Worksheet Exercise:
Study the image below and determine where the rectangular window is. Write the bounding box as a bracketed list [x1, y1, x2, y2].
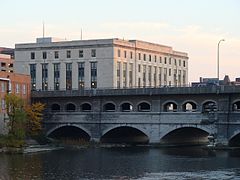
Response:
[66, 63, 72, 90]
[79, 50, 84, 58]
[159, 56, 162, 63]
[143, 65, 146, 87]
[42, 63, 48, 90]
[1, 82, 5, 92]
[91, 49, 96, 58]
[43, 52, 47, 59]
[124, 51, 127, 58]
[67, 50, 71, 58]
[174, 58, 177, 65]
[54, 63, 60, 90]
[130, 52, 133, 59]
[169, 69, 171, 76]
[30, 52, 35, 59]
[16, 83, 20, 93]
[123, 62, 127, 88]
[54, 51, 59, 59]
[138, 64, 141, 72]
[149, 55, 151, 62]
[148, 66, 152, 86]
[22, 84, 26, 95]
[143, 54, 146, 61]
[164, 57, 167, 64]
[1, 99, 5, 110]
[164, 68, 167, 84]
[178, 70, 182, 86]
[90, 62, 97, 88]
[129, 63, 133, 88]
[159, 67, 162, 86]
[118, 49, 121, 57]
[154, 66, 157, 87]
[174, 69, 177, 86]
[30, 64, 36, 90]
[138, 53, 141, 60]
[183, 70, 186, 85]
[169, 57, 171, 64]
[154, 55, 157, 62]
[78, 62, 85, 89]
[179, 59, 182, 66]
[138, 77, 141, 87]
[117, 62, 121, 88]
[183, 60, 186, 67]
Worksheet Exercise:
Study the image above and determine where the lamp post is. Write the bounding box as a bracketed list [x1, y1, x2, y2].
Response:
[217, 39, 225, 81]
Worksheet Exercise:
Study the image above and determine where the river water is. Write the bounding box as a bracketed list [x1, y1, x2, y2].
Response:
[1, 146, 240, 179]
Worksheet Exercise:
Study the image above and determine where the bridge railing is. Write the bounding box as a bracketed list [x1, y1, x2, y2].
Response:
[31, 85, 240, 98]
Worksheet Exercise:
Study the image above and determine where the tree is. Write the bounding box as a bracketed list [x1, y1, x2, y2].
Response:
[25, 102, 45, 137]
[5, 94, 26, 139]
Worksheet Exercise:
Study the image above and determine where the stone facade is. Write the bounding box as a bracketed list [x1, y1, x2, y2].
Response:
[15, 38, 188, 90]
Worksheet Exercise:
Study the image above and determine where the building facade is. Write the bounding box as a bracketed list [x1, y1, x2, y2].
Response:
[15, 38, 188, 90]
[0, 53, 31, 134]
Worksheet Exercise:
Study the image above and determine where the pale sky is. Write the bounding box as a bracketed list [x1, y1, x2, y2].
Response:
[1, 0, 239, 82]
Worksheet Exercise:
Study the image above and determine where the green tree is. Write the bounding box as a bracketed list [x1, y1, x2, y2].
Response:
[5, 94, 26, 140]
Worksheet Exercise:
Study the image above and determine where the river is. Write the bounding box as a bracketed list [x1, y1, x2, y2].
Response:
[1, 146, 240, 179]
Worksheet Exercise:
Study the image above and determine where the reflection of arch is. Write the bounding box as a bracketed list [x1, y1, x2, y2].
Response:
[120, 102, 133, 112]
[229, 131, 240, 147]
[137, 101, 151, 112]
[232, 100, 240, 111]
[103, 102, 116, 112]
[160, 127, 209, 145]
[182, 100, 197, 112]
[101, 126, 149, 144]
[81, 103, 92, 111]
[163, 101, 178, 112]
[47, 125, 91, 141]
[65, 103, 76, 112]
[51, 103, 61, 112]
[202, 100, 217, 113]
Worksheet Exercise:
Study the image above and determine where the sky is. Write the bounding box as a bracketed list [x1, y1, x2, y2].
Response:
[0, 0, 239, 82]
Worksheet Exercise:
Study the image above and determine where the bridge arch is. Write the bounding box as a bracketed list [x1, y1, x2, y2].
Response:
[51, 103, 61, 112]
[65, 102, 77, 112]
[162, 100, 178, 112]
[137, 101, 151, 112]
[120, 101, 133, 112]
[47, 124, 91, 141]
[101, 125, 149, 144]
[181, 100, 198, 112]
[201, 100, 218, 113]
[229, 131, 240, 147]
[160, 126, 211, 145]
[80, 102, 92, 111]
[232, 99, 240, 111]
[103, 101, 116, 112]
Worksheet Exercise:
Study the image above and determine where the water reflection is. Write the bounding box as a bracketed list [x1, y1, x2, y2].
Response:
[0, 147, 240, 179]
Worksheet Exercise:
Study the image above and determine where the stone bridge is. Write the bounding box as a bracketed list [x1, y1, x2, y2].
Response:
[31, 86, 240, 146]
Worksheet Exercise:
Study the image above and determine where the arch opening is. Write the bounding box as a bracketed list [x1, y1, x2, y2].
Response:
[51, 103, 60, 112]
[202, 101, 217, 113]
[160, 127, 209, 146]
[138, 102, 151, 112]
[163, 102, 177, 112]
[48, 126, 90, 142]
[229, 133, 240, 147]
[81, 103, 92, 111]
[65, 103, 76, 112]
[104, 103, 116, 112]
[101, 126, 149, 144]
[121, 103, 133, 112]
[182, 102, 197, 112]
[232, 101, 240, 111]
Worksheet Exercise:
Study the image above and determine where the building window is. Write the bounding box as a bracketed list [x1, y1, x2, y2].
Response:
[91, 49, 96, 58]
[159, 67, 162, 86]
[149, 55, 151, 62]
[183, 60, 186, 67]
[129, 63, 133, 88]
[169, 69, 171, 76]
[179, 59, 182, 66]
[30, 64, 36, 90]
[42, 63, 48, 90]
[138, 64, 141, 72]
[22, 84, 26, 95]
[16, 83, 20, 93]
[164, 57, 167, 64]
[123, 62, 127, 88]
[130, 52, 133, 59]
[30, 52, 35, 59]
[124, 51, 127, 58]
[117, 62, 121, 88]
[54, 51, 59, 59]
[1, 82, 5, 92]
[154, 66, 157, 87]
[178, 70, 182, 86]
[164, 68, 167, 85]
[67, 50, 71, 58]
[138, 53, 141, 60]
[143, 54, 146, 61]
[79, 50, 84, 58]
[138, 77, 141, 87]
[174, 58, 177, 65]
[154, 55, 157, 62]
[43, 52, 47, 59]
[118, 49, 121, 57]
[91, 62, 97, 88]
[54, 63, 60, 90]
[1, 99, 5, 110]
[66, 63, 72, 90]
[169, 57, 171, 64]
[78, 62, 85, 89]
[183, 70, 186, 85]
[159, 56, 162, 63]
[148, 66, 152, 87]
[143, 65, 146, 87]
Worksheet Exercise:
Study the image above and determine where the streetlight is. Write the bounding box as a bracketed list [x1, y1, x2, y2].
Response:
[217, 39, 225, 81]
